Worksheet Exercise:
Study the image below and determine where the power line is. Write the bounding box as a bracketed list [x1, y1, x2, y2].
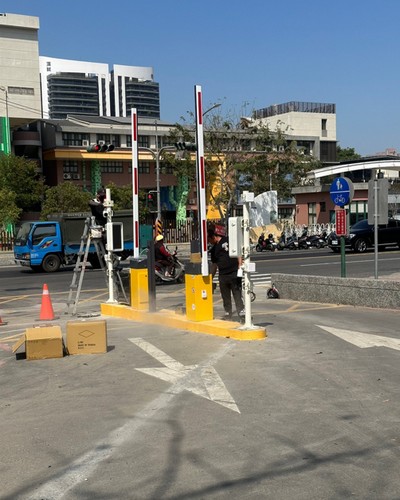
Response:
[0, 96, 48, 118]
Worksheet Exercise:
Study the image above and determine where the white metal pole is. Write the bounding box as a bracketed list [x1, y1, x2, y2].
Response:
[374, 177, 378, 279]
[194, 85, 209, 276]
[242, 192, 253, 328]
[131, 108, 140, 259]
[105, 188, 117, 303]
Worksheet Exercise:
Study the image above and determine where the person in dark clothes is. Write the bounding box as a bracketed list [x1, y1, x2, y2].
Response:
[207, 226, 244, 321]
[89, 188, 107, 226]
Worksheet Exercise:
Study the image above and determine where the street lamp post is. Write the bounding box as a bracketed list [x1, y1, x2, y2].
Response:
[202, 103, 221, 118]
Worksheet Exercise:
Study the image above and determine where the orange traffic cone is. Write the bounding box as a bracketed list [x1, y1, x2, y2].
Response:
[0, 315, 7, 326]
[39, 284, 56, 321]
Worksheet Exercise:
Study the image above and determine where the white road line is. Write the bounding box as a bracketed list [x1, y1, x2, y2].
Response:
[30, 341, 235, 500]
[130, 338, 240, 413]
[317, 325, 400, 351]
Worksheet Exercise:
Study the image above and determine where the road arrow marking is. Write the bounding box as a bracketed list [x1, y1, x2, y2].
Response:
[317, 325, 400, 351]
[129, 337, 240, 413]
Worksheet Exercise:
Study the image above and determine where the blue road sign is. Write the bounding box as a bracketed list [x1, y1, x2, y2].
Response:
[330, 177, 354, 207]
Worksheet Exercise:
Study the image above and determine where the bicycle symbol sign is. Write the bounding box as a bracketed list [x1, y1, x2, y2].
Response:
[329, 177, 354, 207]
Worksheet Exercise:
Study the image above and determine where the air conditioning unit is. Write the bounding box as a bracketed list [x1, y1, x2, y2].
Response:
[63, 173, 72, 180]
[82, 139, 89, 147]
[98, 140, 105, 146]
[73, 174, 80, 180]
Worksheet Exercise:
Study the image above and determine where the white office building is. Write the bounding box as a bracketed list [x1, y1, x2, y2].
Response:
[0, 13, 41, 124]
[40, 57, 160, 120]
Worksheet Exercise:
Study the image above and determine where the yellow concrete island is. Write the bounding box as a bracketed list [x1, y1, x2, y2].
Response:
[101, 271, 266, 341]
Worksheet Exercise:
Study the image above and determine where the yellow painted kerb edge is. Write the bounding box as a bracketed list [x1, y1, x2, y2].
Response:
[100, 303, 267, 341]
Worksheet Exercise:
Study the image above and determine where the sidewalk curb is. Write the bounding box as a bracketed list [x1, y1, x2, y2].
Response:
[100, 303, 267, 341]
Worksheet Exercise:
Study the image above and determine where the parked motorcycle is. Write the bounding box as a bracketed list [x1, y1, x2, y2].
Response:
[154, 248, 185, 284]
[284, 232, 299, 250]
[307, 233, 326, 249]
[297, 228, 312, 249]
[256, 233, 277, 252]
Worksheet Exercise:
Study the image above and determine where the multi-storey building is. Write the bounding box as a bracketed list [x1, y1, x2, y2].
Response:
[253, 101, 337, 164]
[39, 57, 160, 120]
[0, 13, 41, 154]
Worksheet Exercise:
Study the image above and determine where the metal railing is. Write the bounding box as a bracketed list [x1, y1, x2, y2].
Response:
[0, 230, 14, 251]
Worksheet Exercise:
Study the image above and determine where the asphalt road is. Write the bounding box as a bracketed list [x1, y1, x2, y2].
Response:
[0, 253, 400, 499]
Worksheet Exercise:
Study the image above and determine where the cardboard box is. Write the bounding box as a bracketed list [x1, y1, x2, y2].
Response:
[12, 326, 63, 360]
[66, 320, 107, 355]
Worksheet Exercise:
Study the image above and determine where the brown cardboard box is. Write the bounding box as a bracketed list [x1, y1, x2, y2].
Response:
[12, 326, 63, 360]
[66, 320, 107, 355]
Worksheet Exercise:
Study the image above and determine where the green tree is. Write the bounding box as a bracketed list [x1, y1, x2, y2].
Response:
[203, 115, 320, 220]
[337, 146, 361, 162]
[0, 154, 45, 211]
[105, 182, 149, 222]
[40, 182, 91, 219]
[0, 188, 21, 228]
[163, 124, 197, 224]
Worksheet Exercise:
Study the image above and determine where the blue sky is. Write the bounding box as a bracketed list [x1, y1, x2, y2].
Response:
[3, 0, 399, 155]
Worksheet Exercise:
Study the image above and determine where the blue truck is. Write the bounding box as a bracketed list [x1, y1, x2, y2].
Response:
[13, 211, 151, 272]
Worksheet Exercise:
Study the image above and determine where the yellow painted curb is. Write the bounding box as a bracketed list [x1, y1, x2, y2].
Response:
[100, 303, 267, 341]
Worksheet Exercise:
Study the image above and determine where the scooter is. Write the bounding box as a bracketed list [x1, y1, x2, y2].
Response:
[284, 232, 299, 250]
[307, 233, 326, 249]
[256, 233, 277, 252]
[155, 248, 185, 284]
[297, 229, 312, 249]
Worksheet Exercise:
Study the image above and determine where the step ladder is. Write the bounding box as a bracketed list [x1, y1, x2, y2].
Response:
[66, 217, 128, 316]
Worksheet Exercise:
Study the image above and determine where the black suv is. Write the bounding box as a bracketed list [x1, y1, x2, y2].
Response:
[328, 218, 400, 253]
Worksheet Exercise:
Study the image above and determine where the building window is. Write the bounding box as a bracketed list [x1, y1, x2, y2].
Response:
[138, 135, 150, 148]
[8, 86, 34, 95]
[62, 133, 90, 146]
[278, 207, 293, 219]
[308, 202, 317, 225]
[320, 201, 326, 212]
[350, 200, 367, 225]
[63, 161, 79, 173]
[138, 161, 151, 174]
[100, 162, 123, 173]
[96, 134, 111, 143]
[126, 135, 132, 148]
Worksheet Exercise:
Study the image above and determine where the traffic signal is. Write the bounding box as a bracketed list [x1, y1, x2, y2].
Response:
[175, 142, 197, 151]
[87, 143, 115, 153]
[146, 190, 158, 212]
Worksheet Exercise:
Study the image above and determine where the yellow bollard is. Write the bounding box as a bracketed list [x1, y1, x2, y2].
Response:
[185, 273, 213, 322]
[130, 268, 149, 311]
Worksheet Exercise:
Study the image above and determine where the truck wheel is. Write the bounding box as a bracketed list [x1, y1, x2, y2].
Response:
[354, 239, 368, 253]
[42, 254, 61, 272]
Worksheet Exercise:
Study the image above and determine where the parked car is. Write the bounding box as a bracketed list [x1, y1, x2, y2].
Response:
[328, 218, 400, 253]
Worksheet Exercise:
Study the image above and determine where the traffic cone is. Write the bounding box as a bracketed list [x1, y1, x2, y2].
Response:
[0, 315, 7, 326]
[39, 284, 56, 321]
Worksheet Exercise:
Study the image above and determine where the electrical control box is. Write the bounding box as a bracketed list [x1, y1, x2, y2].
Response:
[228, 217, 243, 257]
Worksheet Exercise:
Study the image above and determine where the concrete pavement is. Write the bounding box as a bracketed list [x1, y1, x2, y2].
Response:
[1, 288, 400, 499]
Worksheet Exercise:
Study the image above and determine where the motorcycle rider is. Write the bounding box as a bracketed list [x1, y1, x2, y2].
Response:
[154, 234, 174, 277]
[258, 232, 266, 248]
